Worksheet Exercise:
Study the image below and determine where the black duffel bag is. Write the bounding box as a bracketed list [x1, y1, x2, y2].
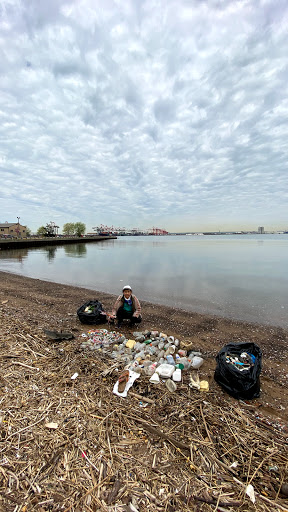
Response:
[214, 342, 262, 400]
[77, 300, 107, 325]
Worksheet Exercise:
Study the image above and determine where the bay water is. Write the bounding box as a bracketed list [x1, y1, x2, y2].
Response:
[0, 234, 287, 327]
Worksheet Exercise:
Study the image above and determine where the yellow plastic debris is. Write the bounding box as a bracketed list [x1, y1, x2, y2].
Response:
[126, 339, 136, 349]
[199, 380, 209, 392]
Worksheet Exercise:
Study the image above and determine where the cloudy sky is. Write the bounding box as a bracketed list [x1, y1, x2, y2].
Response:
[1, 0, 288, 233]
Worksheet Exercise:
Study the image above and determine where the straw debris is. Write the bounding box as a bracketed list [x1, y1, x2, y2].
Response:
[0, 310, 287, 512]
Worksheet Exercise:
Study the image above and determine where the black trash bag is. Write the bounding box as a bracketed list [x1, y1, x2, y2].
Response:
[77, 300, 107, 325]
[214, 342, 262, 400]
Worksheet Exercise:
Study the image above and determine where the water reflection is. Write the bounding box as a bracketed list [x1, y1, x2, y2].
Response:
[0, 248, 28, 263]
[45, 247, 57, 261]
[64, 243, 87, 257]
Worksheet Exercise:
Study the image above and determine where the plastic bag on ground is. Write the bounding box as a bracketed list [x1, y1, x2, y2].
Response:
[214, 342, 262, 400]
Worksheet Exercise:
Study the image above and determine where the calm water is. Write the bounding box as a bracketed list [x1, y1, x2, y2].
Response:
[0, 235, 287, 327]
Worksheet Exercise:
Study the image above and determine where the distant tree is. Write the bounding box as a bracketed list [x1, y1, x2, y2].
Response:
[26, 227, 32, 236]
[63, 223, 75, 236]
[37, 226, 47, 236]
[74, 222, 86, 237]
[36, 223, 57, 237]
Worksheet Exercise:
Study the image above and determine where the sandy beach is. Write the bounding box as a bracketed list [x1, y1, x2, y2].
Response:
[0, 271, 287, 511]
[1, 271, 287, 421]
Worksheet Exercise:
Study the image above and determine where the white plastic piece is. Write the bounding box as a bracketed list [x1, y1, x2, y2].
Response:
[246, 484, 256, 503]
[172, 369, 182, 382]
[189, 373, 200, 390]
[149, 372, 160, 383]
[191, 356, 204, 369]
[156, 363, 175, 378]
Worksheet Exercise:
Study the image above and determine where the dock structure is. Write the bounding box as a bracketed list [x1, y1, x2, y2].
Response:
[0, 235, 116, 250]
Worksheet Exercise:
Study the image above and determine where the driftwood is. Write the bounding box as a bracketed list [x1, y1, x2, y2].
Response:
[0, 309, 287, 511]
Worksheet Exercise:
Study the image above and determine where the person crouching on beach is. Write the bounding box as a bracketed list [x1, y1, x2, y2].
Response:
[111, 285, 142, 328]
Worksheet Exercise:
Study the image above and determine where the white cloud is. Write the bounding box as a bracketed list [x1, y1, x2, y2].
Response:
[0, 0, 287, 232]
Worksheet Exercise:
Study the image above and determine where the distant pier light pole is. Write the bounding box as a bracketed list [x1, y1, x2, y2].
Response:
[16, 216, 20, 238]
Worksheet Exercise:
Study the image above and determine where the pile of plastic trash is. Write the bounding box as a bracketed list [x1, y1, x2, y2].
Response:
[80, 329, 205, 391]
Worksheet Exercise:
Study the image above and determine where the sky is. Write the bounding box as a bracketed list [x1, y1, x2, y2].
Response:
[1, 0, 288, 234]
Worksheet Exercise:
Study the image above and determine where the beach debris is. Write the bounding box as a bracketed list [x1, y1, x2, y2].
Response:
[0, 310, 287, 512]
[172, 368, 182, 382]
[214, 342, 262, 400]
[189, 373, 200, 390]
[165, 378, 177, 392]
[71, 372, 79, 380]
[191, 355, 204, 369]
[113, 369, 140, 397]
[199, 380, 209, 391]
[126, 339, 136, 349]
[43, 328, 74, 340]
[246, 484, 256, 503]
[156, 364, 175, 378]
[149, 372, 160, 384]
[117, 370, 130, 393]
[45, 422, 58, 429]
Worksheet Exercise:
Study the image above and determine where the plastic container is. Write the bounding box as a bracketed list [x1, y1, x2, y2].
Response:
[191, 356, 204, 369]
[149, 372, 160, 383]
[156, 364, 175, 378]
[172, 369, 182, 382]
[165, 379, 177, 392]
[167, 345, 176, 354]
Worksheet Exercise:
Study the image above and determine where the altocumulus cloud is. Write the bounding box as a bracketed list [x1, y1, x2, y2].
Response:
[0, 0, 288, 232]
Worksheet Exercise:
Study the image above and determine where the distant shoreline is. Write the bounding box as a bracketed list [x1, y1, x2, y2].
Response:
[0, 235, 116, 250]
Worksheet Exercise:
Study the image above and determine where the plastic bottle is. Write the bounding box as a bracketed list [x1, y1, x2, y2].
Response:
[191, 356, 204, 369]
[145, 362, 158, 376]
[177, 357, 191, 370]
[135, 350, 145, 360]
[172, 369, 182, 382]
[166, 345, 176, 354]
[166, 355, 175, 366]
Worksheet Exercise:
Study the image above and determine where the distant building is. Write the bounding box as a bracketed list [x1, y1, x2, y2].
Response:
[0, 222, 27, 238]
[258, 226, 264, 234]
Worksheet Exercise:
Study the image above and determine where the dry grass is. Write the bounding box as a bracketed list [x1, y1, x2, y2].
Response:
[0, 309, 287, 512]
